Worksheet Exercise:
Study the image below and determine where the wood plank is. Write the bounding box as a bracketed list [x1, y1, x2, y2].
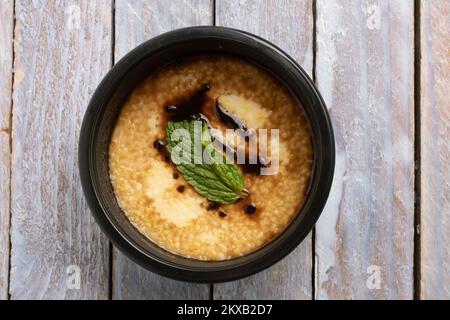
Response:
[0, 134, 10, 300]
[315, 0, 414, 299]
[112, 0, 213, 300]
[420, 0, 450, 300]
[9, 0, 112, 299]
[0, 0, 14, 300]
[214, 0, 314, 300]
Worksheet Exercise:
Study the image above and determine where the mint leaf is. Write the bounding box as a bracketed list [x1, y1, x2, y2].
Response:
[166, 119, 247, 204]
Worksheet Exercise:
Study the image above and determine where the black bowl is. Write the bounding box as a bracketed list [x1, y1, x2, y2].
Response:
[79, 26, 334, 283]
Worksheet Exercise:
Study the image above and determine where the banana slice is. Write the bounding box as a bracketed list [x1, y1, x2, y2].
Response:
[216, 95, 270, 129]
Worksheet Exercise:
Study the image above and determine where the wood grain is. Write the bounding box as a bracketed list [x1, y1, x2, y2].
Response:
[112, 0, 213, 300]
[0, 0, 14, 300]
[315, 0, 415, 299]
[214, 0, 314, 300]
[9, 0, 112, 299]
[420, 0, 450, 300]
[1, 0, 445, 300]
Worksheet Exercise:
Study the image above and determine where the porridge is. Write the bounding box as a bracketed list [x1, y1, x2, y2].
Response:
[109, 55, 313, 260]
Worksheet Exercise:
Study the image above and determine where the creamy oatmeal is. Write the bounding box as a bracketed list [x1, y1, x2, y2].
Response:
[109, 55, 313, 260]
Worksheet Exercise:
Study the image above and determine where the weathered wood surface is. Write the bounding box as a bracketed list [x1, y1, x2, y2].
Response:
[214, 0, 314, 300]
[0, 0, 14, 300]
[112, 0, 213, 300]
[420, 0, 450, 300]
[315, 0, 415, 299]
[9, 0, 112, 299]
[1, 0, 449, 300]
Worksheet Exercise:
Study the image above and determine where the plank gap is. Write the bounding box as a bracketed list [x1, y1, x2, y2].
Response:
[212, 0, 216, 26]
[413, 0, 421, 301]
[6, 0, 17, 301]
[111, 0, 116, 66]
[109, 0, 116, 301]
[311, 0, 317, 301]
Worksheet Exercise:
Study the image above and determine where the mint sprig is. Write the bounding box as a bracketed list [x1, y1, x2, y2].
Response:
[166, 120, 247, 204]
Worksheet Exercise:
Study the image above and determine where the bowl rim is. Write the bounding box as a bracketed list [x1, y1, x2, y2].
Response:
[79, 26, 335, 283]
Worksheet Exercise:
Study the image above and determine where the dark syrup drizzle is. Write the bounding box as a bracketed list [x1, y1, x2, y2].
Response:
[153, 138, 171, 163]
[207, 202, 221, 211]
[153, 139, 165, 151]
[215, 102, 247, 131]
[153, 84, 212, 162]
[164, 84, 211, 121]
[214, 99, 270, 174]
[157, 83, 267, 215]
[218, 210, 227, 218]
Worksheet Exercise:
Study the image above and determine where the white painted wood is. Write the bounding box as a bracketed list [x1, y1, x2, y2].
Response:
[420, 0, 450, 300]
[112, 0, 213, 299]
[9, 0, 112, 299]
[5, 0, 447, 300]
[113, 255, 210, 300]
[0, 134, 10, 300]
[0, 0, 14, 300]
[315, 0, 415, 299]
[114, 0, 213, 61]
[214, 0, 314, 299]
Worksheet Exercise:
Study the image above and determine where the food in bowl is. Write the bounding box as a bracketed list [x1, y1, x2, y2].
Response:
[108, 54, 313, 260]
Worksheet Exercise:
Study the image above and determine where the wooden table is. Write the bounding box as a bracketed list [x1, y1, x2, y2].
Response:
[0, 0, 448, 300]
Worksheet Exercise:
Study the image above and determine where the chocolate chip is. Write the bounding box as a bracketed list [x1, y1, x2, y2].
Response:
[173, 172, 179, 179]
[244, 203, 257, 215]
[176, 185, 185, 193]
